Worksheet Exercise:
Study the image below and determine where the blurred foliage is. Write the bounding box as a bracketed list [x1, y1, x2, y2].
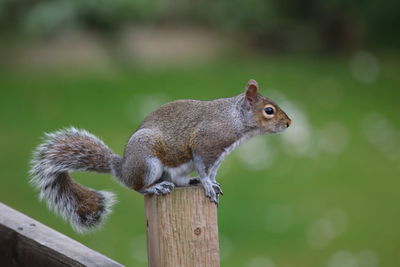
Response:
[1, 0, 399, 51]
[0, 0, 154, 36]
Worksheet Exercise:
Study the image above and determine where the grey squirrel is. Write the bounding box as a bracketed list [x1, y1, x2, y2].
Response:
[30, 79, 291, 233]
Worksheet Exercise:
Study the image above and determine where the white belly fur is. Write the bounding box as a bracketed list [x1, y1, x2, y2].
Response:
[164, 161, 195, 186]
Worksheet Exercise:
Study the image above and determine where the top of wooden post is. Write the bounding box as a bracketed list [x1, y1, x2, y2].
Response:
[144, 186, 220, 267]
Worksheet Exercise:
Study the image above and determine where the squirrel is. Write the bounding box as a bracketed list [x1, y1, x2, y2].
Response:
[30, 79, 291, 233]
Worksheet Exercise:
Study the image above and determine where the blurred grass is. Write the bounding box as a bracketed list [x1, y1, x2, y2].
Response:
[0, 56, 399, 267]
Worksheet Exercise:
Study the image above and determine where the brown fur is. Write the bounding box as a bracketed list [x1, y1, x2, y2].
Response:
[56, 173, 101, 220]
[121, 80, 291, 191]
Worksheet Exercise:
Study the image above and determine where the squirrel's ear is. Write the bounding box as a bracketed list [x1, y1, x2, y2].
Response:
[244, 79, 259, 108]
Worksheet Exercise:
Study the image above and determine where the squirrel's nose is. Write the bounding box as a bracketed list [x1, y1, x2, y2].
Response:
[286, 119, 291, 128]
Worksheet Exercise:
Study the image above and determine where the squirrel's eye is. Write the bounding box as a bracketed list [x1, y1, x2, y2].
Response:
[264, 107, 274, 115]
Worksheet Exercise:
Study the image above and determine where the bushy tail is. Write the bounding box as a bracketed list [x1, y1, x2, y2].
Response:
[30, 127, 122, 233]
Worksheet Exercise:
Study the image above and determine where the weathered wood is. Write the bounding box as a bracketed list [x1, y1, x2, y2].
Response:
[0, 202, 123, 267]
[144, 186, 220, 267]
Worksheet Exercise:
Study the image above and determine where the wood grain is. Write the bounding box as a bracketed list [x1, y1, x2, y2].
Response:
[144, 186, 220, 267]
[0, 202, 123, 267]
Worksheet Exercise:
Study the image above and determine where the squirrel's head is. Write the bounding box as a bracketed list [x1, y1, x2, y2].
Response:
[243, 79, 291, 133]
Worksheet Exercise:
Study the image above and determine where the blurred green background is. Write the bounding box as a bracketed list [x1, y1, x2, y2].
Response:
[1, 0, 399, 267]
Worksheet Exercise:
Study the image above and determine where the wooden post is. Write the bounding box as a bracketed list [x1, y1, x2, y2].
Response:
[144, 186, 220, 267]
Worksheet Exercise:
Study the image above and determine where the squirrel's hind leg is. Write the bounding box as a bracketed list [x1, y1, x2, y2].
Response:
[124, 156, 175, 195]
[131, 156, 175, 195]
[122, 129, 175, 195]
[140, 180, 175, 195]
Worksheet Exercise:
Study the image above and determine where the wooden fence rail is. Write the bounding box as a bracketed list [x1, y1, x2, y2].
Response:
[0, 202, 122, 267]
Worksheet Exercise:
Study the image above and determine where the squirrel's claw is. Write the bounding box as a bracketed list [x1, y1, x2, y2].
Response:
[212, 183, 223, 196]
[201, 180, 221, 206]
[209, 195, 219, 206]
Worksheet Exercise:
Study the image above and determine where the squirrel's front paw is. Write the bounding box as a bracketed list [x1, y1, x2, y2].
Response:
[212, 182, 223, 196]
[201, 180, 222, 206]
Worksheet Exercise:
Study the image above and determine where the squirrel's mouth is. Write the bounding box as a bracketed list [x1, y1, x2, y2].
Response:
[267, 124, 290, 134]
